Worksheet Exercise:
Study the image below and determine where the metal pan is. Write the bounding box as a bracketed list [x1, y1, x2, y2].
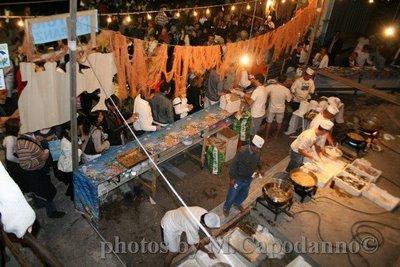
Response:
[289, 168, 318, 190]
[262, 178, 294, 207]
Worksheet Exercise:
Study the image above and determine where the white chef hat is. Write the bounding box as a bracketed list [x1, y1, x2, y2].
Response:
[318, 100, 328, 111]
[327, 105, 339, 115]
[305, 67, 315, 76]
[252, 135, 265, 148]
[320, 119, 334, 130]
[328, 96, 341, 106]
[204, 212, 221, 228]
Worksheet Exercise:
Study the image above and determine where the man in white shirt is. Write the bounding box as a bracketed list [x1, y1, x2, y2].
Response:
[286, 120, 334, 172]
[265, 75, 292, 139]
[244, 74, 268, 135]
[284, 68, 315, 136]
[291, 67, 315, 105]
[309, 104, 339, 147]
[312, 47, 329, 69]
[356, 45, 373, 67]
[132, 90, 160, 132]
[161, 206, 220, 266]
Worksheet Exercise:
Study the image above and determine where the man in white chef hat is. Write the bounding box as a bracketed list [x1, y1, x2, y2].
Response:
[161, 206, 221, 266]
[308, 104, 339, 147]
[223, 135, 265, 216]
[286, 119, 334, 172]
[327, 96, 345, 124]
[284, 67, 316, 136]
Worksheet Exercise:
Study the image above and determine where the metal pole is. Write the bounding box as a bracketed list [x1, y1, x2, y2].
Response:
[304, 0, 325, 67]
[68, 0, 79, 171]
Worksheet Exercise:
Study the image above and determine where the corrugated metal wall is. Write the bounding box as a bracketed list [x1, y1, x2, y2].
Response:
[325, 0, 374, 40]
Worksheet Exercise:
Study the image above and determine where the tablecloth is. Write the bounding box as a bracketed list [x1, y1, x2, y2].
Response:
[73, 104, 232, 223]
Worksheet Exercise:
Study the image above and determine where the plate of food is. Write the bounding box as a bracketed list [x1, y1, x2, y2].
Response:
[117, 148, 147, 169]
[325, 146, 343, 159]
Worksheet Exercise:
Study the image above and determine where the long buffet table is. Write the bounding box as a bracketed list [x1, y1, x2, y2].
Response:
[315, 66, 400, 90]
[73, 104, 233, 223]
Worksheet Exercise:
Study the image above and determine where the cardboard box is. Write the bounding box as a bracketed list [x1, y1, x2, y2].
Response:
[217, 128, 239, 162]
[220, 93, 241, 113]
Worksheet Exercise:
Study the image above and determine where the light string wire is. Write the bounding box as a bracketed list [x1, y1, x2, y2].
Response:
[74, 36, 234, 266]
[0, 0, 260, 19]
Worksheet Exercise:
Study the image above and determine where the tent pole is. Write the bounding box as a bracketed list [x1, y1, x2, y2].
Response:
[68, 0, 79, 171]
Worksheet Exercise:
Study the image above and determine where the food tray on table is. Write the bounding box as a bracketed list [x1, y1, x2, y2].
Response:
[334, 170, 369, 196]
[362, 184, 400, 211]
[116, 148, 148, 169]
[344, 165, 375, 183]
[351, 158, 382, 182]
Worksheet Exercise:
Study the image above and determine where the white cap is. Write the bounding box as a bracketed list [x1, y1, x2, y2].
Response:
[327, 105, 339, 115]
[320, 119, 334, 130]
[328, 96, 341, 106]
[267, 15, 272, 20]
[252, 135, 265, 148]
[204, 212, 221, 228]
[318, 100, 328, 111]
[305, 67, 315, 76]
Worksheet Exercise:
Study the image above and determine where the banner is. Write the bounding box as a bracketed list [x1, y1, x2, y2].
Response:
[0, 43, 10, 68]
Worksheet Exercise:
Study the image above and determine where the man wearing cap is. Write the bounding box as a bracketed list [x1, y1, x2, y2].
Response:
[290, 68, 315, 110]
[308, 105, 339, 147]
[161, 206, 220, 266]
[243, 74, 268, 135]
[223, 135, 265, 216]
[286, 120, 334, 172]
[284, 68, 316, 136]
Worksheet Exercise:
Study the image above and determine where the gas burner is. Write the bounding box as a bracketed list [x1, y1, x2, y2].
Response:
[255, 197, 293, 222]
[294, 186, 317, 203]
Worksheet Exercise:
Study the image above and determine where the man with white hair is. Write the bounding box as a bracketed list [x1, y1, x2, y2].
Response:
[161, 206, 221, 266]
[286, 120, 334, 172]
[223, 135, 265, 216]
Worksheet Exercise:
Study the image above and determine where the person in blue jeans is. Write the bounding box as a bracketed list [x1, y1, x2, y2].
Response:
[223, 135, 265, 216]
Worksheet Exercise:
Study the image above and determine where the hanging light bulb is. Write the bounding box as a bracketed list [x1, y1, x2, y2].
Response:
[125, 15, 131, 23]
[147, 13, 152, 20]
[368, 0, 374, 3]
[240, 54, 250, 66]
[281, 0, 286, 3]
[17, 19, 24, 27]
[231, 5, 236, 11]
[106, 16, 112, 24]
[206, 8, 211, 15]
[246, 4, 251, 10]
[384, 26, 396, 37]
[175, 11, 180, 18]
[193, 10, 198, 17]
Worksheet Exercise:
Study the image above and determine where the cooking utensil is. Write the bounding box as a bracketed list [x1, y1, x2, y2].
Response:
[289, 168, 318, 189]
[262, 179, 294, 207]
[346, 132, 365, 144]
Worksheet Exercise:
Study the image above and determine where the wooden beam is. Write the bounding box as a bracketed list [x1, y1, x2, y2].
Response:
[317, 69, 400, 106]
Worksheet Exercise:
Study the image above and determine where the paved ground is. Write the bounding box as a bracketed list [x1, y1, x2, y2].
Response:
[3, 93, 400, 266]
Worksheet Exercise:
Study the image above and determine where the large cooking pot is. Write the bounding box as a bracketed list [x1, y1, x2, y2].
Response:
[262, 178, 294, 207]
[360, 116, 381, 132]
[346, 132, 366, 144]
[289, 168, 318, 190]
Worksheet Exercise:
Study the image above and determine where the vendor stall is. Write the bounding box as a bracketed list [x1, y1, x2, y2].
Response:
[73, 104, 233, 223]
